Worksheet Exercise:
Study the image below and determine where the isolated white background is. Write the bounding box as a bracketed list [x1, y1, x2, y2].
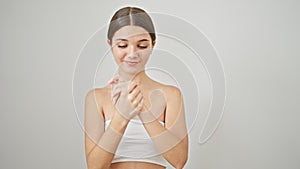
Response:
[1, 0, 299, 169]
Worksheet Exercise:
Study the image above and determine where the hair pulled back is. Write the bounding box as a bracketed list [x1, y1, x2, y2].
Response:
[107, 6, 156, 44]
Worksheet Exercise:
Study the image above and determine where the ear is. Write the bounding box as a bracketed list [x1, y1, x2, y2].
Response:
[152, 40, 156, 48]
[107, 39, 112, 47]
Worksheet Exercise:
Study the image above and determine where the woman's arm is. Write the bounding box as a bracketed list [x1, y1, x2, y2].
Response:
[85, 80, 143, 169]
[139, 86, 188, 169]
[84, 89, 129, 169]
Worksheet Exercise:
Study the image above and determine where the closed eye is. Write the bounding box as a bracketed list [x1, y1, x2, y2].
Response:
[118, 45, 127, 48]
[138, 46, 148, 49]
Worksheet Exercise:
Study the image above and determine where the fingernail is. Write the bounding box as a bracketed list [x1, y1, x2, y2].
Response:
[108, 78, 114, 84]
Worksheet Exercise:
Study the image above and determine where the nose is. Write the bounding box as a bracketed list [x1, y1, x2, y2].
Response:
[127, 45, 138, 59]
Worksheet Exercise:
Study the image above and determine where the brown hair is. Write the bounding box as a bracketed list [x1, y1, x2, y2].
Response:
[107, 6, 156, 44]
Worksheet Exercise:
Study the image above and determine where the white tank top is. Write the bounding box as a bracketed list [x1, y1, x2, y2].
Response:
[105, 119, 167, 167]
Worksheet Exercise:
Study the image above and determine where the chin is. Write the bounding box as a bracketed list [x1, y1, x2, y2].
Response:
[119, 66, 137, 74]
[126, 68, 143, 75]
[121, 63, 143, 74]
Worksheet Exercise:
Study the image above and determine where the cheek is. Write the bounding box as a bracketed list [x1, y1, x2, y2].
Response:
[112, 48, 125, 62]
[139, 50, 152, 60]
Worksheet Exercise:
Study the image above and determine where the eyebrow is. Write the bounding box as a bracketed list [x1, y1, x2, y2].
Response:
[138, 39, 150, 42]
[115, 38, 150, 42]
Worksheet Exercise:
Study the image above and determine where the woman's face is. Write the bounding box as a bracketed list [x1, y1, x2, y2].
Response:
[108, 25, 155, 75]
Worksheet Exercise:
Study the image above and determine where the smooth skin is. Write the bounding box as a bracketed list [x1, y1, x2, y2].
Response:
[85, 26, 188, 169]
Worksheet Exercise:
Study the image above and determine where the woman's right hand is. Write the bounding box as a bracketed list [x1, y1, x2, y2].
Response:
[109, 77, 144, 120]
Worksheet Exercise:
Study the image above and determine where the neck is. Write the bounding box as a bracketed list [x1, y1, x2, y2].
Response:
[118, 69, 148, 83]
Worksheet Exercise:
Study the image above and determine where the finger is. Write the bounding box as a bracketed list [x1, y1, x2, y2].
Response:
[136, 92, 143, 103]
[111, 87, 121, 98]
[133, 92, 143, 107]
[111, 84, 119, 93]
[111, 83, 118, 93]
[111, 87, 120, 102]
[112, 96, 117, 105]
[111, 84, 121, 97]
[112, 90, 122, 104]
[112, 93, 120, 105]
[112, 81, 128, 95]
[136, 98, 144, 112]
[108, 75, 119, 84]
[128, 88, 141, 103]
[127, 81, 138, 93]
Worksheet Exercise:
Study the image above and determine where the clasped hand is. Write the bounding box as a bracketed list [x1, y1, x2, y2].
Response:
[109, 76, 166, 122]
[109, 76, 144, 120]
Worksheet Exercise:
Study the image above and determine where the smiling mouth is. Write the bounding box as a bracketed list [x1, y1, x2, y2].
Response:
[124, 61, 139, 66]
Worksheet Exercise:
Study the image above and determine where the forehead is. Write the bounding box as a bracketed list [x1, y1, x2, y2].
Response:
[112, 25, 151, 42]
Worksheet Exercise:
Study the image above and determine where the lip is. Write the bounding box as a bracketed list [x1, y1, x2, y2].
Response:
[124, 61, 139, 66]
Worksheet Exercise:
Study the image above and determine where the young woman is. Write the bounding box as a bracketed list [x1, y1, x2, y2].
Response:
[84, 6, 188, 169]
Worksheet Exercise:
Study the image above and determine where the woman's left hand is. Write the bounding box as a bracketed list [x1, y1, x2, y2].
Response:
[109, 76, 144, 119]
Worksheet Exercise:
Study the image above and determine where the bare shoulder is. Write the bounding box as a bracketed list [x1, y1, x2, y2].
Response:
[85, 85, 111, 103]
[152, 80, 181, 96]
[149, 79, 182, 100]
[162, 85, 182, 100]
